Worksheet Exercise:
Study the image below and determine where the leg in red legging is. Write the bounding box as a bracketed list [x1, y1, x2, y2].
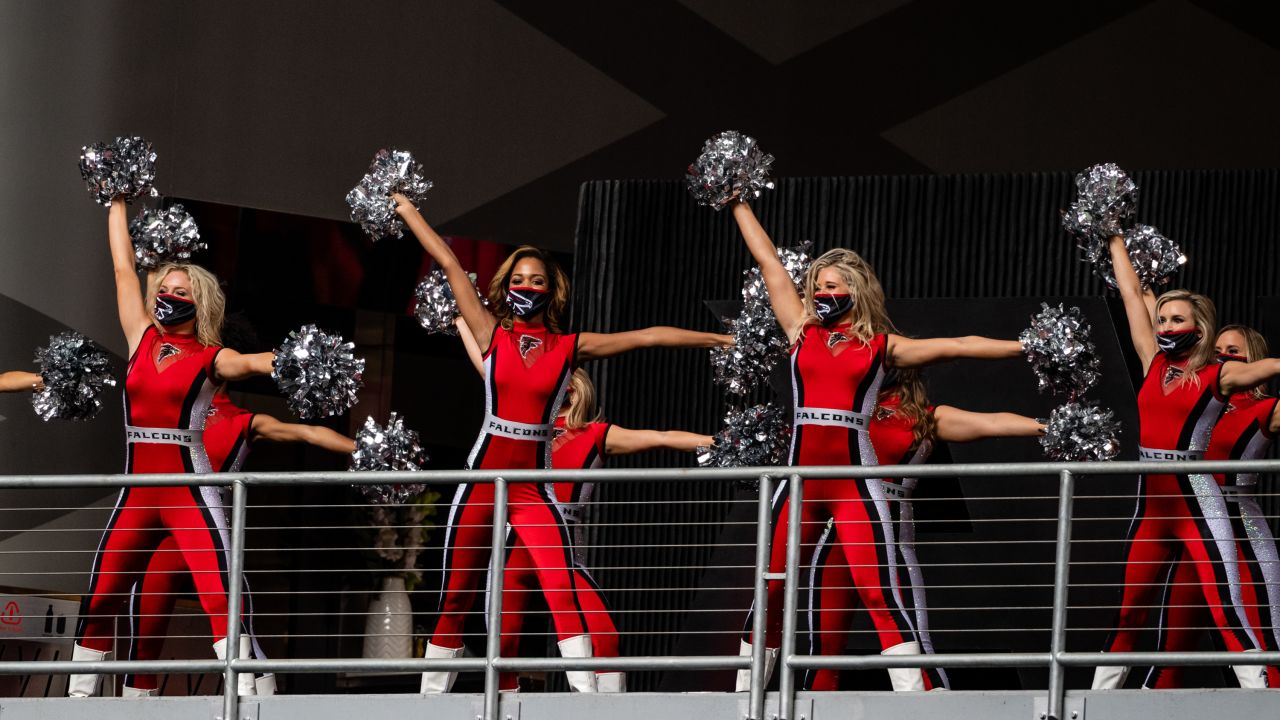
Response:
[497, 540, 537, 691]
[432, 483, 497, 648]
[573, 564, 622, 690]
[77, 488, 167, 652]
[824, 487, 914, 652]
[505, 483, 589, 642]
[1144, 550, 1209, 688]
[125, 536, 186, 692]
[805, 524, 854, 691]
[159, 487, 234, 643]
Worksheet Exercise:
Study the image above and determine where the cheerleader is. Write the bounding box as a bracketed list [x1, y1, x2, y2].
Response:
[395, 195, 730, 693]
[1092, 234, 1280, 689]
[729, 201, 1025, 691]
[805, 369, 1043, 690]
[70, 198, 277, 697]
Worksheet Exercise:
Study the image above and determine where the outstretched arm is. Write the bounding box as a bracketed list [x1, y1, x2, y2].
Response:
[214, 350, 275, 383]
[933, 405, 1045, 443]
[1220, 358, 1280, 397]
[604, 426, 713, 455]
[0, 371, 44, 393]
[393, 193, 497, 351]
[1109, 234, 1158, 373]
[578, 327, 732, 362]
[251, 414, 357, 454]
[887, 334, 1023, 369]
[731, 202, 805, 342]
[455, 317, 485, 375]
[108, 198, 151, 356]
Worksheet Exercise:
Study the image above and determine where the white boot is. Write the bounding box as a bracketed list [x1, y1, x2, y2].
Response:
[255, 673, 277, 696]
[213, 637, 257, 696]
[597, 671, 626, 693]
[734, 640, 779, 692]
[557, 635, 597, 692]
[882, 641, 925, 692]
[68, 643, 111, 697]
[1091, 664, 1131, 690]
[420, 642, 463, 694]
[121, 685, 158, 697]
[1232, 650, 1267, 689]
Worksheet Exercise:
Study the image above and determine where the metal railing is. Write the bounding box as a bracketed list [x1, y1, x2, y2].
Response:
[1, 459, 1279, 720]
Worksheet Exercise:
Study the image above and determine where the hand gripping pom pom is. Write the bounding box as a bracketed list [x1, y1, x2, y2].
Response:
[351, 412, 430, 505]
[346, 148, 433, 240]
[413, 270, 486, 335]
[128, 204, 205, 269]
[273, 324, 366, 419]
[1020, 303, 1101, 399]
[698, 403, 792, 486]
[1115, 224, 1185, 290]
[79, 136, 158, 206]
[31, 332, 117, 421]
[711, 244, 812, 395]
[685, 130, 775, 209]
[1040, 402, 1121, 461]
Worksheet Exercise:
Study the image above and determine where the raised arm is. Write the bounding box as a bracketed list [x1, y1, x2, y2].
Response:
[1109, 234, 1158, 373]
[887, 334, 1023, 369]
[603, 426, 713, 455]
[578, 326, 732, 362]
[455, 317, 484, 374]
[250, 414, 357, 454]
[730, 202, 805, 342]
[393, 194, 497, 351]
[213, 350, 275, 383]
[0, 371, 44, 393]
[1220, 358, 1280, 397]
[933, 405, 1045, 443]
[108, 198, 151, 355]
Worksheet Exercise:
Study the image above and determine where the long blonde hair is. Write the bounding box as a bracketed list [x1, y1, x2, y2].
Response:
[146, 263, 225, 347]
[563, 369, 603, 429]
[885, 368, 937, 449]
[1219, 323, 1271, 400]
[1154, 289, 1217, 384]
[486, 246, 571, 333]
[797, 249, 893, 342]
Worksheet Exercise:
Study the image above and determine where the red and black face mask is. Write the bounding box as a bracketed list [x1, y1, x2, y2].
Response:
[1217, 353, 1247, 364]
[1156, 329, 1200, 356]
[154, 293, 197, 326]
[813, 293, 854, 325]
[506, 286, 550, 319]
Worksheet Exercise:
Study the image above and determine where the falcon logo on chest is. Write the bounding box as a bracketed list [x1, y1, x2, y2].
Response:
[518, 334, 543, 359]
[157, 343, 182, 364]
[1162, 364, 1184, 388]
[826, 331, 849, 349]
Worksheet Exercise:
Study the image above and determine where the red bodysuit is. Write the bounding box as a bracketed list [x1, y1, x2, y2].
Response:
[76, 327, 237, 654]
[742, 325, 914, 658]
[806, 394, 945, 690]
[496, 418, 620, 690]
[124, 394, 261, 691]
[1103, 353, 1267, 670]
[431, 322, 588, 648]
[1145, 392, 1280, 688]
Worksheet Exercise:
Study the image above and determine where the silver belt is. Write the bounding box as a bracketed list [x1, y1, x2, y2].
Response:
[481, 414, 553, 442]
[793, 406, 870, 432]
[125, 425, 203, 447]
[1138, 446, 1204, 462]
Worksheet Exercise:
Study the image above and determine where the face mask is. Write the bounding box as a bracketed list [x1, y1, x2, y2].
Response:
[1156, 329, 1200, 356]
[506, 286, 550, 319]
[813, 293, 854, 325]
[1217, 353, 1247, 364]
[154, 293, 197, 326]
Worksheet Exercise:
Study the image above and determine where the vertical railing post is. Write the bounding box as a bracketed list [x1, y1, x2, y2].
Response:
[222, 478, 248, 720]
[483, 476, 508, 720]
[1046, 469, 1076, 720]
[778, 474, 804, 720]
[748, 474, 774, 720]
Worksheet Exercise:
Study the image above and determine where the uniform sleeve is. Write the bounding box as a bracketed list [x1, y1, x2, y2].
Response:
[569, 332, 581, 367]
[1209, 361, 1229, 403]
[1261, 398, 1280, 440]
[126, 324, 157, 369]
[595, 422, 613, 455]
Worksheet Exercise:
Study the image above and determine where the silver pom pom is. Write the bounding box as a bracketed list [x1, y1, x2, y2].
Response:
[272, 324, 366, 419]
[711, 244, 812, 395]
[412, 270, 487, 335]
[698, 403, 792, 476]
[31, 332, 117, 421]
[346, 148, 433, 240]
[1118, 224, 1185, 289]
[79, 136, 158, 206]
[351, 412, 430, 504]
[686, 130, 775, 210]
[1020, 303, 1101, 398]
[127, 204, 205, 269]
[1061, 162, 1137, 240]
[1040, 401, 1121, 461]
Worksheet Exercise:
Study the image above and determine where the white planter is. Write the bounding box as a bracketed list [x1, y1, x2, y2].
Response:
[362, 576, 413, 659]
